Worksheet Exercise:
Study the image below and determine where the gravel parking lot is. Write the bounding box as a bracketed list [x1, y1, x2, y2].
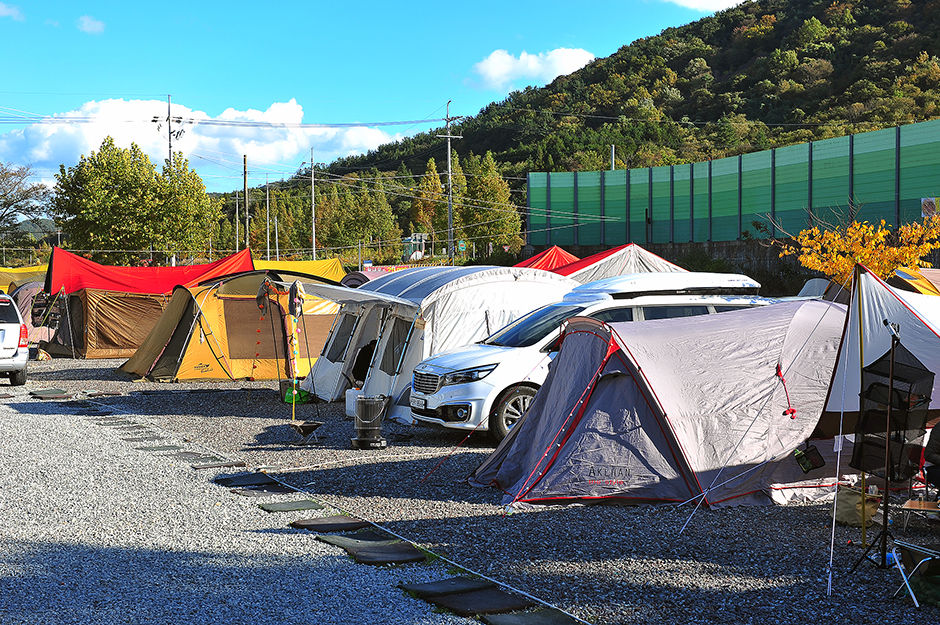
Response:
[2, 358, 939, 624]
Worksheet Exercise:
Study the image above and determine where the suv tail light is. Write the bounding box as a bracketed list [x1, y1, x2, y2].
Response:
[18, 324, 28, 348]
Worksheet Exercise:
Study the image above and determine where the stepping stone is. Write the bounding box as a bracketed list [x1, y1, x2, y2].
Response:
[37, 394, 71, 400]
[79, 411, 114, 416]
[0, 393, 14, 399]
[63, 401, 93, 408]
[172, 451, 213, 460]
[215, 473, 277, 488]
[96, 420, 137, 427]
[87, 392, 121, 397]
[259, 500, 324, 513]
[192, 460, 246, 470]
[122, 435, 163, 442]
[400, 576, 497, 598]
[481, 610, 584, 625]
[117, 425, 150, 431]
[31, 389, 68, 397]
[184, 456, 223, 465]
[136, 445, 183, 451]
[425, 588, 536, 617]
[348, 541, 426, 565]
[232, 484, 295, 497]
[316, 530, 399, 550]
[290, 515, 370, 533]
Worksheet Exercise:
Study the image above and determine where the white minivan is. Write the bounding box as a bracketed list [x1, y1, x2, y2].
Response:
[0, 294, 28, 385]
[410, 272, 777, 441]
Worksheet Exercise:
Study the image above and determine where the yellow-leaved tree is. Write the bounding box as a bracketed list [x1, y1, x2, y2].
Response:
[777, 216, 940, 286]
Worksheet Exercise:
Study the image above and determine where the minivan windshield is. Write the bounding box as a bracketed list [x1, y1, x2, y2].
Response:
[482, 303, 585, 348]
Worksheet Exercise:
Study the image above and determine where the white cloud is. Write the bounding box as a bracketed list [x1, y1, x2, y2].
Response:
[471, 47, 596, 91]
[0, 3, 24, 21]
[77, 15, 104, 34]
[0, 99, 397, 192]
[659, 0, 743, 12]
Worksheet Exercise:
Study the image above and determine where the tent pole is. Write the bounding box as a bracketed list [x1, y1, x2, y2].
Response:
[878, 329, 899, 568]
[857, 268, 870, 547]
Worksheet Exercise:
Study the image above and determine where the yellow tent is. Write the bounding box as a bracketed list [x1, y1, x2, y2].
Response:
[889, 267, 940, 296]
[120, 271, 338, 382]
[0, 264, 48, 293]
[254, 258, 346, 283]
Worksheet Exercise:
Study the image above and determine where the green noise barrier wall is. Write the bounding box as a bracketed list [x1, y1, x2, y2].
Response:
[527, 119, 940, 247]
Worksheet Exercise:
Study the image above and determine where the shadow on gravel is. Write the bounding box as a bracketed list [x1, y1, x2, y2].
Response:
[28, 362, 128, 383]
[246, 419, 496, 453]
[0, 539, 408, 625]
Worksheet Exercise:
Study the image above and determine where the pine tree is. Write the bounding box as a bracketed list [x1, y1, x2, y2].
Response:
[462, 152, 523, 255]
[411, 158, 445, 254]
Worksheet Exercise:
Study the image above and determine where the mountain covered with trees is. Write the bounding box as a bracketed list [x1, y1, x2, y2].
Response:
[338, 0, 940, 176]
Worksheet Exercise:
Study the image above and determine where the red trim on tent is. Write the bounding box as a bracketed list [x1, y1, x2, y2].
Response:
[512, 326, 615, 503]
[44, 247, 255, 295]
[514, 246, 579, 271]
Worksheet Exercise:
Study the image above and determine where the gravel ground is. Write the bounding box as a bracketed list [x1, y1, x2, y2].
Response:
[3, 358, 940, 625]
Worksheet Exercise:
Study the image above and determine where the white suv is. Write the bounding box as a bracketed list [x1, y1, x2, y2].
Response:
[410, 272, 776, 441]
[0, 294, 28, 385]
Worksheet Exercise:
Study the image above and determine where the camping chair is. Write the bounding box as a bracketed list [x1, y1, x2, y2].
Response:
[893, 541, 940, 607]
[902, 448, 940, 530]
[907, 447, 937, 501]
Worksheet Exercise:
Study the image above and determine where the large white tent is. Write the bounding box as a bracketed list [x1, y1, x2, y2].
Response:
[471, 299, 847, 508]
[300, 266, 579, 422]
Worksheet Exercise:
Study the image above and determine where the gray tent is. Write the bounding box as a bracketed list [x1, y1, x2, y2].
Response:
[470, 299, 847, 508]
[10, 281, 55, 345]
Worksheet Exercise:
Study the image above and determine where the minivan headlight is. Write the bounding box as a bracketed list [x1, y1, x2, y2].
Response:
[442, 364, 497, 386]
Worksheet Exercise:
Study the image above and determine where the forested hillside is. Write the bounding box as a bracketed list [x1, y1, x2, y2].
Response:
[229, 0, 940, 264]
[335, 0, 940, 175]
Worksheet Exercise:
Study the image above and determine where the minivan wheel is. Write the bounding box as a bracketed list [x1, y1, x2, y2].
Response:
[10, 369, 26, 386]
[491, 385, 537, 442]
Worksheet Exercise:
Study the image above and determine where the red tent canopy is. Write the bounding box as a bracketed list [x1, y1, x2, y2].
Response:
[44, 248, 255, 295]
[514, 246, 579, 271]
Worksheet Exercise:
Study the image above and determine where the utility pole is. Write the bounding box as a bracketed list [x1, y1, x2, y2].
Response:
[167, 95, 173, 169]
[311, 147, 316, 260]
[243, 155, 249, 251]
[234, 191, 239, 252]
[436, 101, 463, 264]
[265, 174, 270, 261]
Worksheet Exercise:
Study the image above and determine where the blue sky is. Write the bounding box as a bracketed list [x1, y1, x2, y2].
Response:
[1, 0, 738, 193]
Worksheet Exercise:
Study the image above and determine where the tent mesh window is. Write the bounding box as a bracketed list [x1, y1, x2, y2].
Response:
[379, 317, 411, 376]
[325, 314, 357, 363]
[849, 342, 934, 482]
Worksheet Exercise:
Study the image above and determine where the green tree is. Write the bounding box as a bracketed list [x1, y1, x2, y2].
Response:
[0, 162, 52, 248]
[52, 137, 220, 264]
[411, 158, 445, 253]
[462, 152, 523, 255]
